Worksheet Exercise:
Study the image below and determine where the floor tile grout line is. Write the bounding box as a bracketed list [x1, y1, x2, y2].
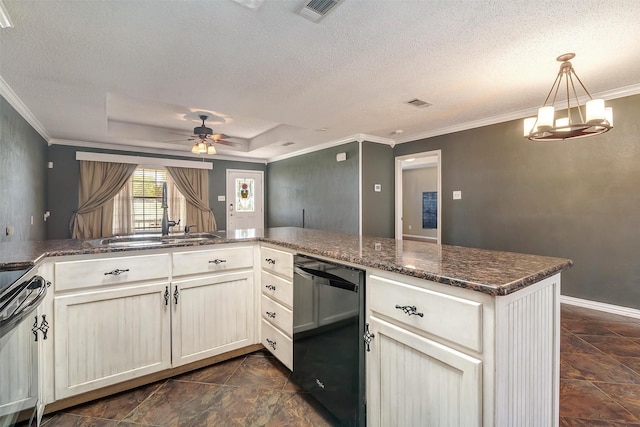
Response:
[590, 381, 640, 423]
[116, 378, 171, 423]
[222, 355, 248, 386]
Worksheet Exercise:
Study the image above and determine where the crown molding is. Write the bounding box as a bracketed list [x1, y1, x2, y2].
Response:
[0, 75, 50, 142]
[0, 0, 13, 28]
[267, 133, 394, 163]
[394, 83, 640, 145]
[49, 139, 269, 164]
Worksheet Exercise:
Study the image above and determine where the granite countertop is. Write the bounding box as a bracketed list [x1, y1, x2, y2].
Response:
[0, 227, 572, 296]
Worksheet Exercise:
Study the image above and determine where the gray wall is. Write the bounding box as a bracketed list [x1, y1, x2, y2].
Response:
[362, 141, 394, 238]
[47, 145, 265, 239]
[0, 96, 48, 242]
[395, 93, 640, 309]
[402, 166, 438, 238]
[267, 142, 359, 234]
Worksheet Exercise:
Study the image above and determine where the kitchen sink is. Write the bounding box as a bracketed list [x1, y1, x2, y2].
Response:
[87, 233, 221, 248]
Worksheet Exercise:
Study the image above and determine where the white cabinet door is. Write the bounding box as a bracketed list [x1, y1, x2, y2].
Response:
[367, 316, 482, 427]
[172, 271, 255, 367]
[0, 313, 39, 421]
[54, 282, 171, 400]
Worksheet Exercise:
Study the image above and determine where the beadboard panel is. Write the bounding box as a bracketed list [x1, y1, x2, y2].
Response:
[367, 317, 482, 427]
[54, 282, 171, 399]
[495, 275, 560, 427]
[171, 271, 255, 367]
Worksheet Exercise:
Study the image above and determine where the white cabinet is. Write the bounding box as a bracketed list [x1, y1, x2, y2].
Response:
[0, 265, 53, 426]
[52, 245, 257, 400]
[259, 245, 294, 370]
[367, 273, 483, 427]
[171, 270, 255, 367]
[367, 271, 561, 427]
[53, 281, 171, 399]
[367, 316, 482, 427]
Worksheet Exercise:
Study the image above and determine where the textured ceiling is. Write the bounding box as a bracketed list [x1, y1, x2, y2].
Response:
[1, 0, 640, 162]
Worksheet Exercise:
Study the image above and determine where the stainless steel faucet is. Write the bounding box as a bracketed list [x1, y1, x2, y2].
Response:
[161, 182, 179, 236]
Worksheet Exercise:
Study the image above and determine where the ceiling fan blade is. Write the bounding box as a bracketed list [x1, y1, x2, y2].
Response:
[169, 132, 194, 137]
[207, 133, 230, 141]
[164, 137, 195, 142]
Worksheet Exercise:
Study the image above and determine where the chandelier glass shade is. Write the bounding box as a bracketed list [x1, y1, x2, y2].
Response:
[191, 139, 216, 155]
[523, 53, 612, 141]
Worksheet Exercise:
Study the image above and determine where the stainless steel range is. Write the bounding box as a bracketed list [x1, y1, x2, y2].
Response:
[0, 267, 49, 427]
[292, 254, 365, 427]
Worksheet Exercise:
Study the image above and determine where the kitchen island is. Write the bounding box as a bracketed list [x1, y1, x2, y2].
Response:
[1, 227, 572, 426]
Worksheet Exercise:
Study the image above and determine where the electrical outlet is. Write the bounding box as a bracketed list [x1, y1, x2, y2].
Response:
[408, 225, 412, 230]
[31, 216, 34, 225]
[6, 226, 14, 236]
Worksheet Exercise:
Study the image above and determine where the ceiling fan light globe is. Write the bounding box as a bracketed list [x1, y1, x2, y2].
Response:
[207, 145, 216, 155]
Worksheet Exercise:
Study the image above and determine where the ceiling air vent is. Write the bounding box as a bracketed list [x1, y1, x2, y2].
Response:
[297, 0, 344, 23]
[405, 98, 432, 109]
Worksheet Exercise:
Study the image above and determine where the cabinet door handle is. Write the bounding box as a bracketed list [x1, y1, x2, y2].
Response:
[173, 286, 180, 304]
[395, 304, 424, 317]
[266, 311, 276, 319]
[364, 323, 375, 352]
[104, 268, 129, 276]
[265, 338, 276, 350]
[265, 284, 276, 291]
[32, 314, 49, 342]
[209, 259, 227, 264]
[265, 258, 276, 265]
[164, 286, 170, 306]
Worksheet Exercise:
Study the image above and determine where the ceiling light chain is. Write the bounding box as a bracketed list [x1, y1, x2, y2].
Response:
[524, 53, 612, 141]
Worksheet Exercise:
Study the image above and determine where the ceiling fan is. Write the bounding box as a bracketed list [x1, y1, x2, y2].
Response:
[167, 115, 235, 155]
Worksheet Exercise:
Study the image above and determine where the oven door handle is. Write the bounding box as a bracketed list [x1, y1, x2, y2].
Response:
[294, 266, 358, 292]
[0, 276, 48, 338]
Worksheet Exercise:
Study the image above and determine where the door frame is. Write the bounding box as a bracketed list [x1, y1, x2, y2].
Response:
[225, 169, 265, 231]
[394, 150, 442, 243]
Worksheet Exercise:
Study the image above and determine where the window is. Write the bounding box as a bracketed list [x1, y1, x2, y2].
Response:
[113, 167, 186, 235]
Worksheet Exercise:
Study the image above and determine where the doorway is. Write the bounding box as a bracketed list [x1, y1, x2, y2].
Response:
[394, 150, 441, 243]
[226, 169, 264, 231]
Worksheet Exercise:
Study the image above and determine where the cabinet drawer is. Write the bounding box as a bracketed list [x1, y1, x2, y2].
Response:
[369, 275, 483, 353]
[55, 254, 170, 291]
[261, 294, 293, 337]
[261, 246, 293, 280]
[172, 246, 253, 277]
[261, 319, 293, 371]
[261, 270, 293, 308]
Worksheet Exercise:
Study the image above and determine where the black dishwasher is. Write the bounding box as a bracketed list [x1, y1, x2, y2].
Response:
[292, 254, 365, 427]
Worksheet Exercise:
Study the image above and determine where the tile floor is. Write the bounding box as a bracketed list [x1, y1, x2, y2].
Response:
[40, 304, 640, 426]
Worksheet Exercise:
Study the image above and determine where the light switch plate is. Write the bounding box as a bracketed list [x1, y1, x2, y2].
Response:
[453, 190, 462, 200]
[374, 184, 382, 192]
[217, 195, 226, 202]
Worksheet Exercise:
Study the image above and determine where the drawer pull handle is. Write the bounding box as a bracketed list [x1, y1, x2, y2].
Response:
[266, 311, 276, 319]
[173, 286, 180, 304]
[265, 284, 276, 291]
[265, 258, 276, 265]
[209, 259, 227, 264]
[164, 286, 170, 306]
[363, 323, 375, 352]
[104, 268, 129, 276]
[32, 315, 49, 342]
[266, 338, 277, 350]
[395, 304, 424, 317]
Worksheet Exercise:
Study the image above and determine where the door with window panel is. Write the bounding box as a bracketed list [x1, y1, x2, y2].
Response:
[226, 170, 264, 231]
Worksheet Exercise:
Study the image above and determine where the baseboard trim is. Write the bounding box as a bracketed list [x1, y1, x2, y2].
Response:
[560, 295, 640, 320]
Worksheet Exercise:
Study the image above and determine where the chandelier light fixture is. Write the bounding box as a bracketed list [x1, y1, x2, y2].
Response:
[191, 138, 216, 155]
[523, 53, 612, 141]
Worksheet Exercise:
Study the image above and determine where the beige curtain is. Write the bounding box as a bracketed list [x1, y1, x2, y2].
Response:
[70, 161, 137, 239]
[166, 174, 187, 232]
[167, 167, 217, 232]
[112, 176, 133, 236]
